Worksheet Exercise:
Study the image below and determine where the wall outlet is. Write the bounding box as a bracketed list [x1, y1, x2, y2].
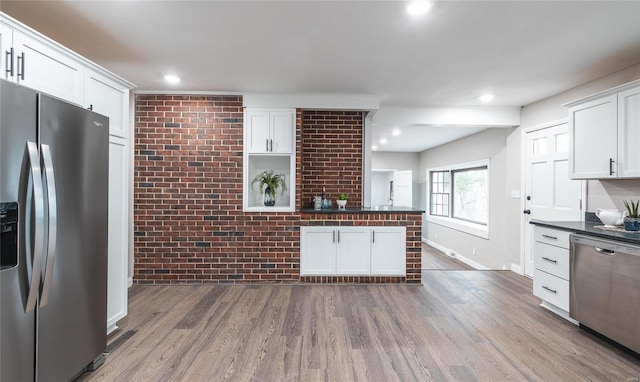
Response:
[472, 248, 476, 255]
[434, 232, 438, 239]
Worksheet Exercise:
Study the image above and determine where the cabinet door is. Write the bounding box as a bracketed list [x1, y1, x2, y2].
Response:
[270, 111, 294, 154]
[300, 227, 336, 275]
[617, 86, 640, 178]
[336, 227, 371, 275]
[13, 31, 84, 105]
[1, 24, 13, 81]
[245, 110, 271, 153]
[85, 70, 130, 138]
[370, 227, 406, 275]
[569, 94, 617, 179]
[107, 136, 129, 332]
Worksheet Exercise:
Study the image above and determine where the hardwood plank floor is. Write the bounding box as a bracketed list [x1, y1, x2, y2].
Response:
[77, 272, 640, 381]
[422, 244, 474, 270]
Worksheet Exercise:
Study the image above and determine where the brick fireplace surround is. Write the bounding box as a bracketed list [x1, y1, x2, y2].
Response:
[134, 95, 421, 284]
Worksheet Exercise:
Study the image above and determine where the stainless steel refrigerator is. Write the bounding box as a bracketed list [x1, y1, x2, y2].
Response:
[1, 79, 109, 381]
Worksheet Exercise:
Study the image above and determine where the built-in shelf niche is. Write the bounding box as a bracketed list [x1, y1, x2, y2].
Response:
[244, 155, 294, 211]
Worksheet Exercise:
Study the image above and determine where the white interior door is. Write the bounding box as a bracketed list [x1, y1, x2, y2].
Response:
[393, 170, 413, 207]
[523, 122, 583, 277]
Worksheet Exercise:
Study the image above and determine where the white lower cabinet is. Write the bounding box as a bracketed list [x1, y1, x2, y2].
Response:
[532, 226, 572, 318]
[371, 227, 406, 275]
[336, 228, 371, 275]
[301, 226, 406, 276]
[299, 227, 336, 275]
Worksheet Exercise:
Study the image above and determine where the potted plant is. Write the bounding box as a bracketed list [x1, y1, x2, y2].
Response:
[623, 200, 639, 231]
[251, 170, 287, 206]
[336, 193, 348, 209]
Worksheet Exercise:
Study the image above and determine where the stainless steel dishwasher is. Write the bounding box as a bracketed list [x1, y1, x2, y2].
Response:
[570, 234, 640, 354]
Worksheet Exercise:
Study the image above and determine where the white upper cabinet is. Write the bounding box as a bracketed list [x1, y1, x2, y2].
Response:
[567, 80, 640, 179]
[11, 29, 85, 105]
[245, 109, 294, 154]
[617, 86, 640, 178]
[85, 70, 130, 138]
[1, 23, 12, 80]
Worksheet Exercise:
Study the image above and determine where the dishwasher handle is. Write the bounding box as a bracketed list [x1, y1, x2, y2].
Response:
[594, 247, 615, 255]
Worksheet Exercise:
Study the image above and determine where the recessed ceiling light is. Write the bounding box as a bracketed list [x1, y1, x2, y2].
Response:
[392, 129, 401, 136]
[407, 1, 432, 16]
[479, 93, 494, 103]
[371, 145, 378, 150]
[164, 74, 181, 84]
[379, 138, 388, 144]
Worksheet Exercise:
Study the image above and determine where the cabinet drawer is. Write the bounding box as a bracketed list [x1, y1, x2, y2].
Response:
[533, 242, 569, 280]
[533, 269, 569, 312]
[534, 226, 570, 249]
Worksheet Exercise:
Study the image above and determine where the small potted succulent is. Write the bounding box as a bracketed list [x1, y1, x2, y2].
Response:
[251, 170, 287, 206]
[623, 200, 639, 231]
[336, 193, 348, 209]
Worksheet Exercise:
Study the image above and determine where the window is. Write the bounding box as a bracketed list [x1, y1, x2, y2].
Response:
[427, 160, 489, 238]
[430, 171, 450, 217]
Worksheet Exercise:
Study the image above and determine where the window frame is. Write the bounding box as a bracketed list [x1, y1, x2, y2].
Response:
[426, 159, 490, 239]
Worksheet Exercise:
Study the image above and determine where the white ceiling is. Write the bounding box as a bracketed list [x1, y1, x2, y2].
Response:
[2, 1, 639, 151]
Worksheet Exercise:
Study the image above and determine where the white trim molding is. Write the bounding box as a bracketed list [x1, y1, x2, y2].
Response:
[422, 238, 489, 270]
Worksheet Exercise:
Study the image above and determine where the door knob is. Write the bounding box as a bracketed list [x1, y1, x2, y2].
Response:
[523, 209, 531, 215]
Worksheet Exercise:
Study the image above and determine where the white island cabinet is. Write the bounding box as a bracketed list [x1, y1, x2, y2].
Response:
[301, 226, 406, 276]
[1, 12, 135, 334]
[567, 80, 640, 179]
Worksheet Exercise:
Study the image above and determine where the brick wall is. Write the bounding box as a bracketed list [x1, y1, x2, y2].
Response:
[301, 110, 363, 208]
[134, 97, 419, 284]
[134, 95, 301, 283]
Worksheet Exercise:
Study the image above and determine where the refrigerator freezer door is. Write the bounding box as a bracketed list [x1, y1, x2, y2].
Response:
[37, 94, 109, 381]
[0, 80, 37, 382]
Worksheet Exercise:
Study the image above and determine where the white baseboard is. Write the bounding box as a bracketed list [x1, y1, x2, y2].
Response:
[127, 277, 133, 288]
[540, 301, 579, 325]
[510, 263, 523, 275]
[422, 238, 489, 270]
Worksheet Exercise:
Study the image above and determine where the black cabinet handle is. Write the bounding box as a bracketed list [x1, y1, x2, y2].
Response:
[542, 285, 557, 294]
[16, 52, 25, 80]
[523, 209, 531, 215]
[542, 234, 557, 240]
[609, 158, 615, 176]
[541, 257, 557, 264]
[270, 139, 273, 152]
[5, 47, 14, 77]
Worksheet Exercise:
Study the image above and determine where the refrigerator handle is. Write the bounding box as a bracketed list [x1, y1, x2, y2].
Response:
[39, 144, 57, 307]
[22, 142, 45, 313]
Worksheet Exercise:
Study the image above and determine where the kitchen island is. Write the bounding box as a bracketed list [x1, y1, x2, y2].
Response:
[300, 206, 424, 284]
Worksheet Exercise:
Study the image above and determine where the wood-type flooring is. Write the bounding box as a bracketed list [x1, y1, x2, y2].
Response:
[77, 269, 640, 381]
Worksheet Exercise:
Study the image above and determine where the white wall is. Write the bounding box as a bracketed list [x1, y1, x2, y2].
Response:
[504, 63, 640, 270]
[371, 152, 421, 208]
[419, 128, 515, 270]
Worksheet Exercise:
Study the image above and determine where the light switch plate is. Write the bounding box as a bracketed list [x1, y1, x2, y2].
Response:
[511, 190, 520, 199]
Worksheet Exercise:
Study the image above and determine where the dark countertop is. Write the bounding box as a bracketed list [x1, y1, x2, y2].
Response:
[530, 219, 640, 245]
[300, 206, 425, 214]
